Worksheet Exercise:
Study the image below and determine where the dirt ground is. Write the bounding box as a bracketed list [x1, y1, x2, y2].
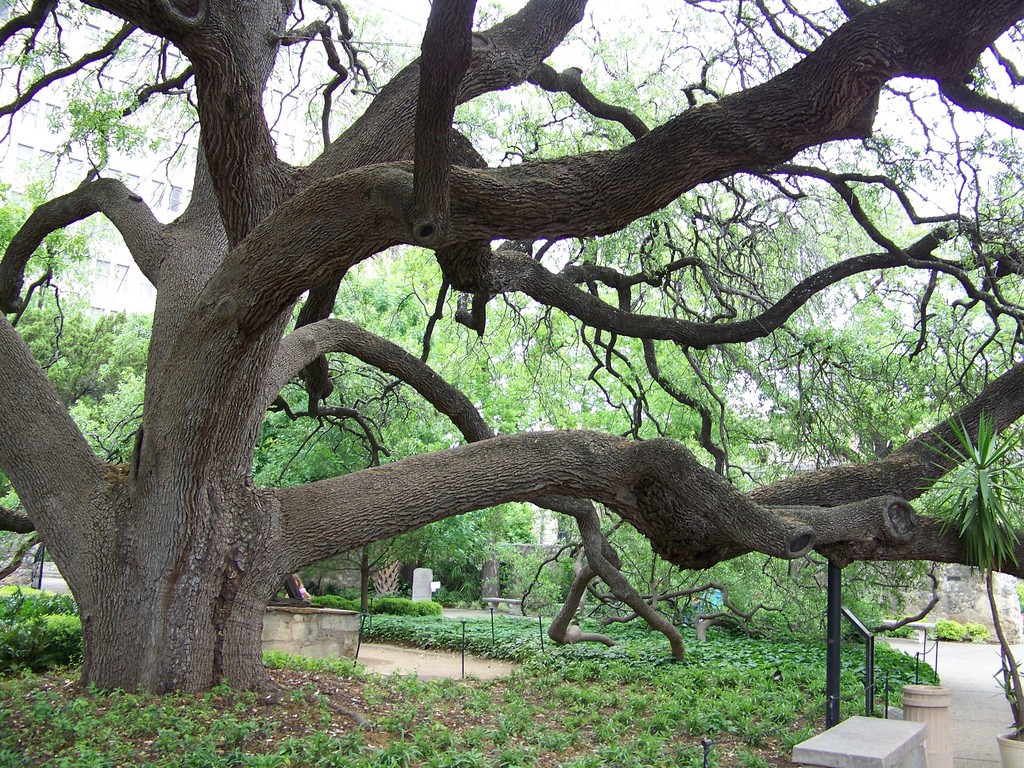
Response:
[353, 642, 517, 680]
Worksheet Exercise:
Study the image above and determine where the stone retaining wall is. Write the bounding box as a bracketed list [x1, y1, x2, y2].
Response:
[262, 606, 360, 660]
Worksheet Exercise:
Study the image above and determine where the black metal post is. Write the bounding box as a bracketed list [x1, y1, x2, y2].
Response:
[538, 615, 545, 652]
[461, 619, 466, 679]
[490, 607, 495, 651]
[702, 737, 712, 768]
[826, 561, 842, 728]
[884, 672, 890, 718]
[865, 634, 875, 716]
[31, 546, 44, 590]
[356, 612, 366, 660]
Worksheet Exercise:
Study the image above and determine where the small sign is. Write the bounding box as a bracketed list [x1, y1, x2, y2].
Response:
[430, 581, 441, 592]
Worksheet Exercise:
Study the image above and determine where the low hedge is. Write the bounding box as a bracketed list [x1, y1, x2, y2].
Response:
[0, 587, 77, 618]
[310, 594, 443, 616]
[0, 614, 83, 673]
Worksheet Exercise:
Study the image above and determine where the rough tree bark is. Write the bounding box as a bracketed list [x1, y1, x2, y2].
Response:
[0, 0, 1021, 693]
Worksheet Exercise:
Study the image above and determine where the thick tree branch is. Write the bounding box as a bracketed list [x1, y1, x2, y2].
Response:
[0, 0, 54, 48]
[528, 62, 650, 140]
[411, 0, 476, 246]
[0, 179, 165, 313]
[0, 317, 102, 543]
[230, 0, 1024, 334]
[749, 360, 1024, 507]
[940, 79, 1024, 129]
[477, 235, 944, 348]
[266, 319, 490, 439]
[0, 533, 37, 579]
[0, 505, 34, 534]
[273, 430, 817, 568]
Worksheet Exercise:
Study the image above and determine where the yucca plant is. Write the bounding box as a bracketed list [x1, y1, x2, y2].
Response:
[930, 413, 1024, 740]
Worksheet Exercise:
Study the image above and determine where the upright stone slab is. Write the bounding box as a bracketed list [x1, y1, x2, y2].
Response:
[412, 567, 433, 602]
[793, 716, 927, 768]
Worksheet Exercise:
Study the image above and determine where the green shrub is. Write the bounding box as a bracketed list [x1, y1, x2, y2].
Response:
[310, 594, 359, 611]
[934, 618, 968, 642]
[0, 587, 77, 619]
[310, 594, 443, 617]
[879, 621, 915, 640]
[964, 622, 990, 642]
[373, 597, 443, 617]
[0, 614, 83, 673]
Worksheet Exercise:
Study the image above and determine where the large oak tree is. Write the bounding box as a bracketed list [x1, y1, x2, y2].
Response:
[1, 0, 1024, 692]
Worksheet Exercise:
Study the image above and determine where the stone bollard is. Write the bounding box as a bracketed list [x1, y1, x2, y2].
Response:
[901, 685, 953, 768]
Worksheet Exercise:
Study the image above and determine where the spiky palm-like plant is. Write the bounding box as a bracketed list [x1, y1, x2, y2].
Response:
[932, 413, 1024, 739]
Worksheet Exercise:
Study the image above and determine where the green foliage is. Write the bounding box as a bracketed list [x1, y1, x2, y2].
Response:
[310, 595, 442, 617]
[934, 619, 968, 642]
[964, 622, 990, 643]
[0, 614, 934, 765]
[929, 414, 1024, 570]
[879, 622, 915, 640]
[0, 588, 82, 673]
[0, 614, 83, 673]
[0, 586, 78, 618]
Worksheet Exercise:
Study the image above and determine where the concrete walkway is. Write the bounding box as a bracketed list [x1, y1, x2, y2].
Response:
[886, 637, 1023, 767]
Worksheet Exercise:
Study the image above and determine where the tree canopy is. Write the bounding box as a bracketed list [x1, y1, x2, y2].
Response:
[0, 0, 1023, 692]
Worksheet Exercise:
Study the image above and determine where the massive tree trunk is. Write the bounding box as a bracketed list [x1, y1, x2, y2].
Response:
[0, 0, 1022, 692]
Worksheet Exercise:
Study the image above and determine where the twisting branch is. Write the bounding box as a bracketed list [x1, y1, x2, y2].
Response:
[478, 231, 954, 348]
[642, 340, 727, 472]
[411, 0, 476, 246]
[940, 79, 1024, 130]
[0, 0, 55, 49]
[0, 24, 136, 119]
[0, 178, 164, 313]
[528, 62, 650, 139]
[874, 568, 940, 632]
[0, 534, 37, 579]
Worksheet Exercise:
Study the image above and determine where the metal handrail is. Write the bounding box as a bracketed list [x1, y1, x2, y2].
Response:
[841, 606, 876, 717]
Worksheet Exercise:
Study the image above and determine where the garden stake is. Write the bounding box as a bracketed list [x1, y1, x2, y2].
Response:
[538, 615, 545, 652]
[490, 606, 495, 651]
[461, 619, 466, 679]
[702, 737, 713, 768]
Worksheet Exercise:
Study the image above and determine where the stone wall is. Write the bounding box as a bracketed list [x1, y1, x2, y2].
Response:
[905, 564, 1023, 643]
[262, 606, 360, 660]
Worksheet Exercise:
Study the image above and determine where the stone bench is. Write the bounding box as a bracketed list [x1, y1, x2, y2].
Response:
[793, 716, 927, 768]
[482, 597, 523, 614]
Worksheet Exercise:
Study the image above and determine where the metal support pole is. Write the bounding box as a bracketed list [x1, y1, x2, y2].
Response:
[826, 561, 842, 729]
[865, 634, 875, 716]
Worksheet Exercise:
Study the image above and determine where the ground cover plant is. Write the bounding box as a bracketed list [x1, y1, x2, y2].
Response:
[0, 615, 932, 767]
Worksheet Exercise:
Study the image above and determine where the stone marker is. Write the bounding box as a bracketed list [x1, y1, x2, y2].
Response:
[412, 568, 433, 602]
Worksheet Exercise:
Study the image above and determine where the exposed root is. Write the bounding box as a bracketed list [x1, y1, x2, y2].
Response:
[257, 675, 371, 728]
